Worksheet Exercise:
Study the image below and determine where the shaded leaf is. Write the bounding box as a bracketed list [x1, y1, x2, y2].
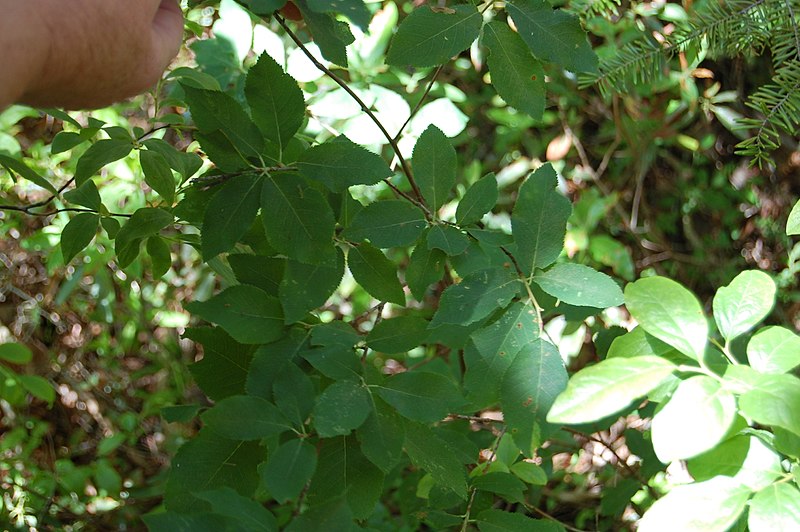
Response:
[427, 225, 470, 256]
[61, 213, 99, 263]
[430, 268, 520, 327]
[245, 52, 305, 148]
[377, 371, 463, 422]
[228, 254, 285, 296]
[280, 249, 344, 322]
[140, 149, 177, 204]
[359, 404, 405, 473]
[404, 421, 467, 498]
[347, 243, 405, 305]
[115, 207, 173, 268]
[456, 173, 498, 226]
[202, 174, 263, 258]
[297, 135, 392, 191]
[406, 238, 446, 301]
[0, 343, 32, 364]
[343, 200, 427, 248]
[313, 380, 371, 437]
[63, 179, 102, 210]
[186, 327, 256, 400]
[261, 439, 317, 503]
[413, 125, 457, 211]
[366, 316, 429, 353]
[195, 487, 277, 532]
[202, 395, 292, 440]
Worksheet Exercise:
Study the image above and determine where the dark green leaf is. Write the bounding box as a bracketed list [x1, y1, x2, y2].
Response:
[184, 285, 285, 344]
[202, 395, 292, 440]
[63, 180, 102, 211]
[0, 153, 57, 193]
[146, 236, 172, 278]
[311, 321, 361, 348]
[386, 4, 483, 67]
[143, 138, 203, 181]
[511, 163, 571, 275]
[0, 343, 32, 364]
[74, 139, 133, 186]
[202, 173, 263, 258]
[195, 487, 277, 532]
[51, 131, 88, 154]
[307, 0, 371, 29]
[140, 149, 177, 204]
[430, 268, 520, 327]
[261, 439, 317, 503]
[456, 173, 498, 226]
[366, 316, 429, 353]
[377, 371, 463, 422]
[348, 243, 405, 305]
[472, 472, 526, 503]
[313, 380, 371, 437]
[228, 254, 285, 296]
[406, 236, 446, 300]
[19, 376, 55, 404]
[506, 0, 598, 73]
[61, 213, 99, 263]
[297, 135, 393, 191]
[476, 509, 562, 531]
[296, 0, 355, 66]
[161, 404, 203, 423]
[510, 461, 547, 485]
[413, 125, 457, 211]
[245, 53, 305, 148]
[285, 497, 353, 532]
[343, 200, 427, 247]
[427, 225, 470, 256]
[186, 327, 256, 400]
[533, 263, 623, 308]
[273, 362, 315, 426]
[359, 404, 405, 473]
[236, 0, 286, 15]
[246, 331, 308, 398]
[301, 345, 361, 380]
[142, 512, 229, 532]
[280, 249, 345, 322]
[195, 130, 251, 172]
[484, 21, 546, 120]
[404, 421, 467, 498]
[115, 208, 173, 268]
[262, 174, 336, 264]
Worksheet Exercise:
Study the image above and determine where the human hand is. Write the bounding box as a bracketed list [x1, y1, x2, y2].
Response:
[13, 0, 184, 109]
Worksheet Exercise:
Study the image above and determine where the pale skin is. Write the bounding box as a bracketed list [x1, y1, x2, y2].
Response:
[0, 0, 184, 110]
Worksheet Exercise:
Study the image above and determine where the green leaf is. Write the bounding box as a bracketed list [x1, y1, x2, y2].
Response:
[202, 174, 263, 258]
[483, 21, 546, 120]
[273, 362, 315, 426]
[165, 429, 261, 513]
[406, 239, 446, 300]
[0, 343, 32, 364]
[386, 4, 483, 68]
[143, 138, 203, 181]
[261, 174, 336, 264]
[506, 0, 598, 73]
[713, 271, 775, 342]
[202, 395, 292, 440]
[412, 125, 457, 211]
[430, 268, 520, 327]
[142, 512, 230, 532]
[359, 404, 405, 473]
[624, 277, 708, 361]
[61, 213, 99, 263]
[236, 0, 285, 15]
[313, 380, 371, 437]
[787, 199, 800, 235]
[115, 207, 174, 268]
[747, 326, 800, 374]
[51, 131, 88, 154]
[63, 180, 102, 211]
[472, 472, 526, 503]
[738, 373, 800, 436]
[297, 136, 393, 191]
[511, 164, 572, 275]
[182, 85, 264, 158]
[456, 173, 498, 226]
[246, 331, 308, 398]
[637, 476, 751, 532]
[377, 371, 463, 422]
[689, 434, 782, 490]
[510, 461, 547, 485]
[140, 149, 177, 204]
[302, 345, 361, 380]
[229, 254, 285, 296]
[502, 339, 567, 455]
[0, 153, 57, 193]
[606, 326, 683, 361]
[651, 376, 736, 462]
[307, 0, 371, 29]
[245, 53, 305, 148]
[146, 236, 172, 278]
[261, 439, 317, 503]
[161, 405, 203, 424]
[404, 421, 467, 498]
[185, 285, 285, 344]
[547, 356, 676, 424]
[347, 243, 405, 305]
[366, 316, 429, 353]
[194, 130, 251, 172]
[343, 200, 427, 248]
[427, 225, 470, 256]
[74, 139, 133, 186]
[195, 487, 277, 532]
[749, 482, 800, 532]
[533, 263, 623, 308]
[476, 509, 561, 531]
[280, 250, 344, 323]
[296, 0, 355, 66]
[19, 375, 55, 404]
[185, 327, 256, 400]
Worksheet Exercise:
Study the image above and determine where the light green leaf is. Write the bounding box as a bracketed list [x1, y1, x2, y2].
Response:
[547, 356, 676, 424]
[0, 343, 32, 364]
[347, 243, 405, 305]
[343, 200, 426, 248]
[61, 213, 99, 263]
[115, 207, 174, 268]
[506, 0, 598, 73]
[787, 199, 800, 235]
[184, 285, 285, 344]
[19, 375, 55, 404]
[377, 371, 463, 422]
[245, 53, 305, 148]
[386, 4, 483, 67]
[430, 268, 520, 327]
[279, 250, 344, 323]
[713, 271, 775, 341]
[651, 376, 736, 462]
[502, 339, 567, 455]
[140, 149, 177, 204]
[261, 439, 317, 503]
[202, 173, 262, 258]
[201, 395, 292, 440]
[637, 477, 751, 532]
[63, 180, 102, 211]
[749, 482, 800, 532]
[510, 461, 547, 486]
[483, 22, 545, 120]
[738, 373, 800, 436]
[606, 327, 683, 361]
[413, 125, 457, 211]
[624, 277, 708, 361]
[533, 263, 623, 308]
[0, 153, 57, 193]
[747, 326, 800, 374]
[366, 316, 429, 353]
[261, 174, 336, 264]
[456, 173, 498, 226]
[511, 164, 572, 275]
[406, 239, 446, 301]
[427, 225, 470, 256]
[313, 380, 371, 437]
[74, 139, 133, 186]
[297, 135, 392, 191]
[404, 421, 467, 498]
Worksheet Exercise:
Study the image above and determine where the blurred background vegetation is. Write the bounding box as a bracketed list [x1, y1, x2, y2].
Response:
[1, 0, 798, 529]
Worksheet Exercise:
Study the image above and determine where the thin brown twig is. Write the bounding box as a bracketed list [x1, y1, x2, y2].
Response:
[274, 14, 430, 217]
